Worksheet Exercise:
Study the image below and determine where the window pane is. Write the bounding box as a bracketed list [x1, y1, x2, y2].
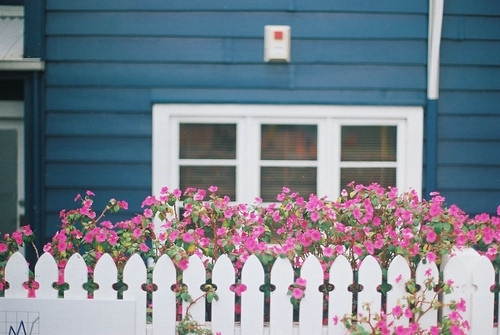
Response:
[261, 125, 317, 160]
[341, 126, 396, 161]
[180, 166, 236, 200]
[180, 124, 236, 159]
[341, 168, 396, 188]
[260, 167, 316, 202]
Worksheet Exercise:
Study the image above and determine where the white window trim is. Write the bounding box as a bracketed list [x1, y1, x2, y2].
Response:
[153, 104, 423, 202]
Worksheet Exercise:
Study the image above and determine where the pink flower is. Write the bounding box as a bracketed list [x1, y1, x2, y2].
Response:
[456, 298, 466, 312]
[232, 284, 247, 297]
[12, 231, 23, 245]
[133, 228, 143, 239]
[392, 305, 402, 318]
[182, 232, 194, 243]
[216, 227, 227, 237]
[310, 211, 320, 222]
[194, 189, 206, 201]
[0, 243, 7, 253]
[323, 246, 334, 257]
[177, 258, 189, 270]
[209, 185, 218, 193]
[295, 277, 307, 287]
[426, 229, 437, 243]
[86, 190, 95, 196]
[117, 200, 128, 210]
[139, 243, 150, 252]
[143, 208, 153, 218]
[292, 287, 304, 299]
[95, 231, 107, 243]
[22, 225, 33, 236]
[426, 251, 437, 264]
[395, 274, 402, 284]
[43, 243, 52, 253]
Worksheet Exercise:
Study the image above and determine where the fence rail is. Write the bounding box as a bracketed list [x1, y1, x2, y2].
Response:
[0, 248, 498, 335]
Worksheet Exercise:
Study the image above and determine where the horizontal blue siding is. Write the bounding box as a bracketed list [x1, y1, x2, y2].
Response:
[437, 4, 500, 214]
[439, 92, 500, 115]
[439, 116, 500, 140]
[46, 137, 151, 162]
[46, 63, 426, 90]
[46, 37, 426, 65]
[46, 12, 427, 39]
[441, 41, 500, 66]
[439, 142, 500, 166]
[438, 167, 500, 190]
[46, 0, 428, 13]
[46, 88, 151, 111]
[45, 112, 151, 136]
[46, 163, 151, 188]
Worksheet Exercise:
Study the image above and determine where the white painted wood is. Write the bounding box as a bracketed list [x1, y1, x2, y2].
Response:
[470, 255, 495, 335]
[241, 255, 264, 335]
[269, 257, 294, 335]
[1, 248, 499, 334]
[0, 298, 136, 335]
[442, 248, 488, 332]
[4, 252, 29, 298]
[64, 253, 88, 299]
[34, 252, 58, 299]
[152, 254, 177, 335]
[386, 255, 411, 327]
[415, 259, 439, 328]
[211, 255, 235, 335]
[357, 256, 381, 327]
[299, 255, 324, 335]
[328, 255, 352, 335]
[93, 253, 118, 300]
[182, 254, 206, 323]
[123, 253, 147, 335]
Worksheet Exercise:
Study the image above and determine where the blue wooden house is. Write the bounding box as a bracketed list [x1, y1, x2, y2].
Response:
[0, 0, 499, 256]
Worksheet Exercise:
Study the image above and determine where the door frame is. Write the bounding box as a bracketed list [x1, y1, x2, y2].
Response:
[0, 100, 24, 231]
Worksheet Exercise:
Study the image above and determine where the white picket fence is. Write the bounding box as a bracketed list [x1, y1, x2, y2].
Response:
[0, 248, 498, 335]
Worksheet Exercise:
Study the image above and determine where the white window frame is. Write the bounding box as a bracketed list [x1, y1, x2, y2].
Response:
[153, 104, 423, 203]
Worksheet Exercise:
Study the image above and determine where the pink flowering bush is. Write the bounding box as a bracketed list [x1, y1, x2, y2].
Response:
[1, 182, 499, 334]
[0, 225, 35, 295]
[339, 276, 470, 335]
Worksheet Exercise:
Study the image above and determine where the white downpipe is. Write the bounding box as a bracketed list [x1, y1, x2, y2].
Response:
[427, 0, 444, 100]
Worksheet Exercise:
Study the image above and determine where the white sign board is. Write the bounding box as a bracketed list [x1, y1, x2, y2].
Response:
[0, 298, 136, 335]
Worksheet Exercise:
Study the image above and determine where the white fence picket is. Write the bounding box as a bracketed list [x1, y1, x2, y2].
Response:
[415, 259, 439, 329]
[64, 253, 88, 299]
[152, 254, 177, 335]
[94, 253, 118, 300]
[269, 256, 294, 335]
[328, 255, 352, 335]
[182, 255, 206, 323]
[4, 252, 29, 298]
[386, 255, 411, 327]
[241, 254, 265, 335]
[470, 255, 495, 334]
[34, 252, 58, 299]
[299, 255, 324, 335]
[123, 253, 147, 335]
[211, 254, 235, 335]
[357, 255, 381, 330]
